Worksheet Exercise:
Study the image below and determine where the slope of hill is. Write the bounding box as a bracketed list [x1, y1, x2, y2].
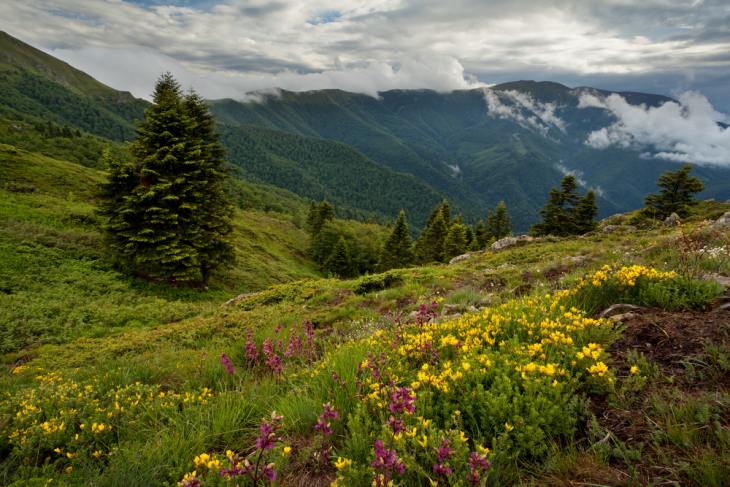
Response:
[221, 124, 477, 230]
[0, 143, 322, 353]
[0, 31, 147, 141]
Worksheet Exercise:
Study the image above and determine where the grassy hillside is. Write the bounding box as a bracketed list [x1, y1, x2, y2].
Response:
[1, 190, 728, 485]
[0, 143, 322, 355]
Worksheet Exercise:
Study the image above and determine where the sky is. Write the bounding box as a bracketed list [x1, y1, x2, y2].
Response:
[1, 0, 728, 115]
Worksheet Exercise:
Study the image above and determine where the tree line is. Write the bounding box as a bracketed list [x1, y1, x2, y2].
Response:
[93, 73, 708, 285]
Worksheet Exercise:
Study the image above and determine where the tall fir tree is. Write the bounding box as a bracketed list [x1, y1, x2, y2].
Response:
[531, 175, 580, 237]
[442, 222, 467, 262]
[97, 73, 235, 283]
[486, 201, 512, 241]
[182, 88, 236, 284]
[643, 164, 706, 219]
[378, 210, 414, 271]
[573, 189, 599, 234]
[311, 200, 335, 236]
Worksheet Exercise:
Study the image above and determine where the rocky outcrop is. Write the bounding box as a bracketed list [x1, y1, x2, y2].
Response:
[487, 235, 533, 251]
[664, 213, 680, 227]
[602, 225, 622, 234]
[713, 211, 730, 229]
[448, 253, 472, 265]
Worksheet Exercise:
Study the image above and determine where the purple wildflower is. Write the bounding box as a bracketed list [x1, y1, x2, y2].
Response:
[467, 452, 491, 485]
[389, 387, 416, 415]
[371, 439, 405, 486]
[221, 353, 235, 375]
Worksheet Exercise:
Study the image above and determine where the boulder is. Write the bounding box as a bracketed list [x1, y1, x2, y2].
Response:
[562, 255, 590, 265]
[448, 253, 472, 265]
[713, 211, 730, 229]
[664, 213, 680, 227]
[602, 225, 622, 234]
[441, 304, 461, 316]
[488, 235, 533, 251]
[702, 272, 730, 287]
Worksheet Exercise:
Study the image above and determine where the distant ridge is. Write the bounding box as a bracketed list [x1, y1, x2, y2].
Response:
[0, 31, 133, 102]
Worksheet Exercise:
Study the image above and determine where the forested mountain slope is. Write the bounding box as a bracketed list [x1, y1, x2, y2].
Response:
[211, 83, 730, 232]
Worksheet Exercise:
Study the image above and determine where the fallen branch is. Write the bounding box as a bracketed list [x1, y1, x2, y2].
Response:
[598, 304, 651, 319]
[711, 302, 730, 313]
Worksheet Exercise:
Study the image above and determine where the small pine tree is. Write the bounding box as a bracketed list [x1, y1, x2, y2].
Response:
[531, 175, 580, 237]
[415, 210, 449, 263]
[474, 220, 488, 249]
[464, 225, 475, 248]
[442, 222, 467, 262]
[378, 210, 414, 271]
[306, 200, 318, 232]
[327, 236, 351, 278]
[574, 189, 599, 234]
[643, 164, 706, 219]
[486, 201, 512, 241]
[441, 199, 451, 226]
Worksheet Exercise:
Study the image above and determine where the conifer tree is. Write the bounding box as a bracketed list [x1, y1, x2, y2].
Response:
[474, 220, 488, 249]
[306, 200, 319, 231]
[97, 72, 235, 284]
[486, 201, 512, 241]
[643, 164, 705, 219]
[415, 210, 448, 263]
[442, 222, 467, 262]
[531, 175, 580, 237]
[573, 189, 599, 234]
[312, 200, 335, 236]
[378, 210, 414, 271]
[182, 88, 236, 284]
[441, 199, 452, 226]
[327, 236, 351, 278]
[464, 225, 475, 248]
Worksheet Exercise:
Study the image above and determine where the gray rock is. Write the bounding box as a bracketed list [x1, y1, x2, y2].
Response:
[441, 304, 461, 316]
[467, 305, 479, 314]
[448, 253, 472, 265]
[702, 273, 730, 287]
[713, 211, 730, 229]
[626, 226, 637, 232]
[602, 225, 622, 234]
[488, 235, 533, 251]
[479, 295, 493, 306]
[610, 312, 636, 323]
[562, 255, 590, 265]
[664, 213, 680, 227]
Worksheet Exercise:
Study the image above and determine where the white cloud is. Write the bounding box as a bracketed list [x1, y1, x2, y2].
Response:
[482, 89, 565, 136]
[50, 46, 485, 100]
[582, 91, 730, 166]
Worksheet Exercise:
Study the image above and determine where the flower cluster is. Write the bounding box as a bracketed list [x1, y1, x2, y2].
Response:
[371, 440, 405, 487]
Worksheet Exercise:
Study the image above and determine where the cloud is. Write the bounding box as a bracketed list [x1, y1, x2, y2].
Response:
[482, 89, 565, 136]
[582, 91, 730, 166]
[1, 0, 728, 111]
[50, 46, 485, 100]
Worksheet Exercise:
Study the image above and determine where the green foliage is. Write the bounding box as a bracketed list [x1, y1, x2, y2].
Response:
[531, 176, 599, 237]
[486, 200, 512, 241]
[97, 74, 236, 283]
[310, 219, 389, 277]
[377, 210, 414, 272]
[352, 269, 410, 294]
[235, 279, 327, 311]
[328, 236, 352, 278]
[644, 163, 706, 219]
[415, 202, 450, 264]
[442, 222, 468, 262]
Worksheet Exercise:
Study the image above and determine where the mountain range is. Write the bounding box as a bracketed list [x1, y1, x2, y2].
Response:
[2, 30, 728, 233]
